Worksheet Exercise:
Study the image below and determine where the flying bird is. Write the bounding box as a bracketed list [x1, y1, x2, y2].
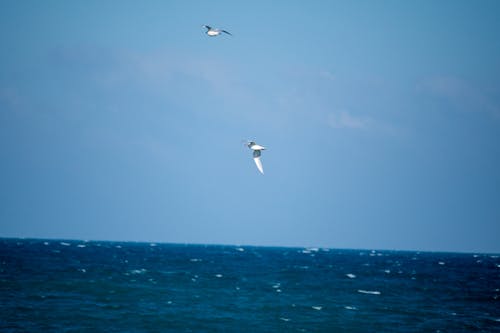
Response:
[202, 25, 232, 37]
[246, 141, 266, 174]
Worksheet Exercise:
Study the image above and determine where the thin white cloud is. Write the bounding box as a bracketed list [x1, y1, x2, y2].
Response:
[319, 70, 335, 81]
[417, 75, 500, 118]
[327, 110, 372, 129]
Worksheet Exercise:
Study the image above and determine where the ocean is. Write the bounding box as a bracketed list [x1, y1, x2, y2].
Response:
[1, 238, 499, 332]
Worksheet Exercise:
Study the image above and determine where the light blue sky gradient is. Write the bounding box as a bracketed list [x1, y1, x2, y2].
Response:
[1, 1, 499, 252]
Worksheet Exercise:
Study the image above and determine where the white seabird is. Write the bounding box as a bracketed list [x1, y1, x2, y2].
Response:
[203, 25, 232, 37]
[246, 141, 266, 174]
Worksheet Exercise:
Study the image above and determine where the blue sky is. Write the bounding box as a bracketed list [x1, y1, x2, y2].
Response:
[1, 1, 499, 253]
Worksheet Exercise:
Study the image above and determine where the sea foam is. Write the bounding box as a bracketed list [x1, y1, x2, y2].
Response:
[358, 290, 381, 295]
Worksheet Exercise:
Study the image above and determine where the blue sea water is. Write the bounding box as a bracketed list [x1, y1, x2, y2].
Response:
[1, 238, 499, 332]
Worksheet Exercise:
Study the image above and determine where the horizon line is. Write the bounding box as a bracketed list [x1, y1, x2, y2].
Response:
[1, 236, 498, 256]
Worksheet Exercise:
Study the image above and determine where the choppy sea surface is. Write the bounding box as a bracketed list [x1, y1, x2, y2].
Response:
[1, 238, 499, 332]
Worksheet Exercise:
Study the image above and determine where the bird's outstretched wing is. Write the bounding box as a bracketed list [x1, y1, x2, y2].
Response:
[222, 30, 232, 35]
[253, 150, 264, 174]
